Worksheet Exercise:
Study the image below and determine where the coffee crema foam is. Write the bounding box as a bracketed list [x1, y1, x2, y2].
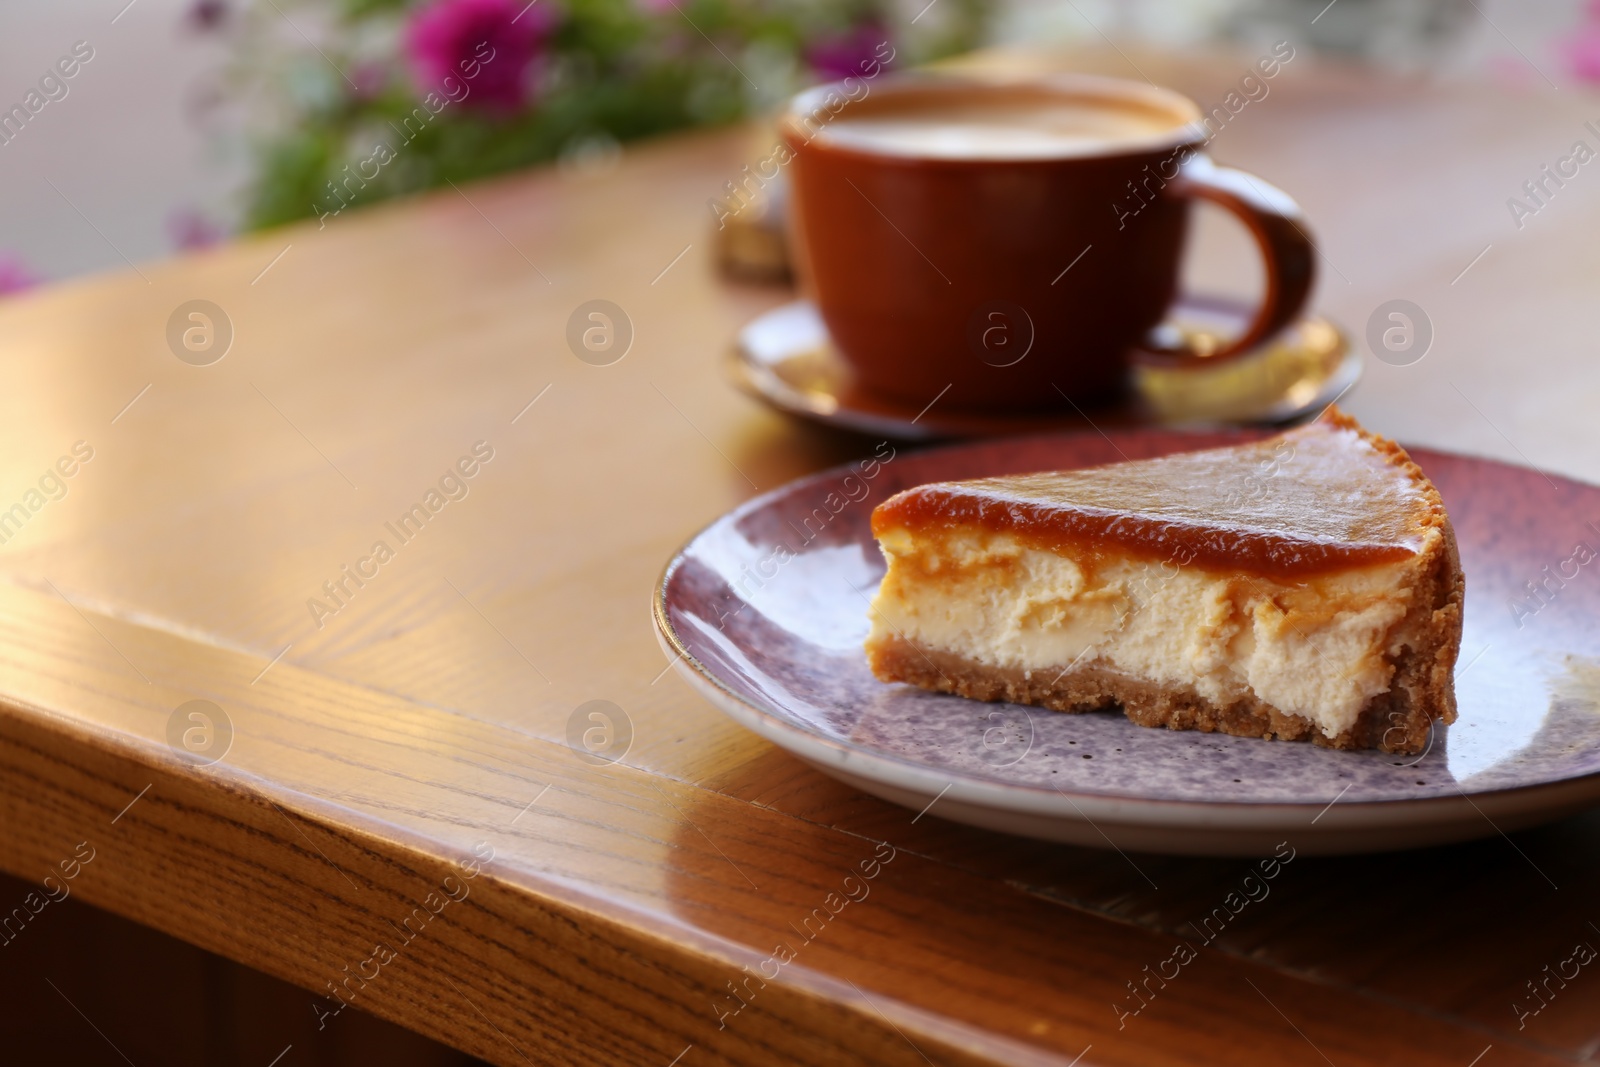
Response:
[813, 98, 1189, 160]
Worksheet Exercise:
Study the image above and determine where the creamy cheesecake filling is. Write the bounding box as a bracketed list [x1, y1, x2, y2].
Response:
[867, 526, 1438, 738]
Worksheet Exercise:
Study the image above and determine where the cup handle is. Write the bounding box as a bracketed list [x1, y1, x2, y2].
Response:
[1143, 156, 1317, 367]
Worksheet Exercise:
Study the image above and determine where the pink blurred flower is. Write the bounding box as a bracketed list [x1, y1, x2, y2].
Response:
[168, 209, 225, 251]
[187, 0, 229, 32]
[0, 255, 38, 296]
[406, 0, 559, 111]
[804, 22, 892, 81]
[1565, 24, 1600, 83]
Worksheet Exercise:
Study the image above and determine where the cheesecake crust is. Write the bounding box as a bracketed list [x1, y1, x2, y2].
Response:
[867, 508, 1464, 755]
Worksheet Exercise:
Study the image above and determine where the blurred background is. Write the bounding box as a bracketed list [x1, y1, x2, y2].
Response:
[1, 0, 1593, 293]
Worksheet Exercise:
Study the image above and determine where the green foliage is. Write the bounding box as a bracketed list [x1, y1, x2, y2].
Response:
[238, 0, 992, 230]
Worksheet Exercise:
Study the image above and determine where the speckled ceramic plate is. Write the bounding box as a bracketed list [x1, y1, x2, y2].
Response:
[654, 428, 1600, 855]
[727, 298, 1357, 440]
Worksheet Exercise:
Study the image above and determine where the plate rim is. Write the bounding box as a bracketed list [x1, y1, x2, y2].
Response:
[652, 430, 1600, 830]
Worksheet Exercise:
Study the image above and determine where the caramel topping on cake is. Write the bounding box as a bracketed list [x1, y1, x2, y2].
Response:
[873, 410, 1444, 579]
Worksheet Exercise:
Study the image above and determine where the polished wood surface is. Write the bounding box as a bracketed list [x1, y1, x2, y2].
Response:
[2, 45, 1599, 1067]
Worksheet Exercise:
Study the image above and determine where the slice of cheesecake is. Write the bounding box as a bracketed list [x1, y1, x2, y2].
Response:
[864, 409, 1463, 754]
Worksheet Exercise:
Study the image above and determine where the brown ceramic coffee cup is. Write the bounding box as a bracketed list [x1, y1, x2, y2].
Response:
[780, 74, 1316, 412]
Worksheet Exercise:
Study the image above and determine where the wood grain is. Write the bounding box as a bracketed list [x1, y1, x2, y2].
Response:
[1, 44, 1597, 1067]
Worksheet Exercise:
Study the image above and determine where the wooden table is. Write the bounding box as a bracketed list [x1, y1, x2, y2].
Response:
[3, 45, 1599, 1067]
